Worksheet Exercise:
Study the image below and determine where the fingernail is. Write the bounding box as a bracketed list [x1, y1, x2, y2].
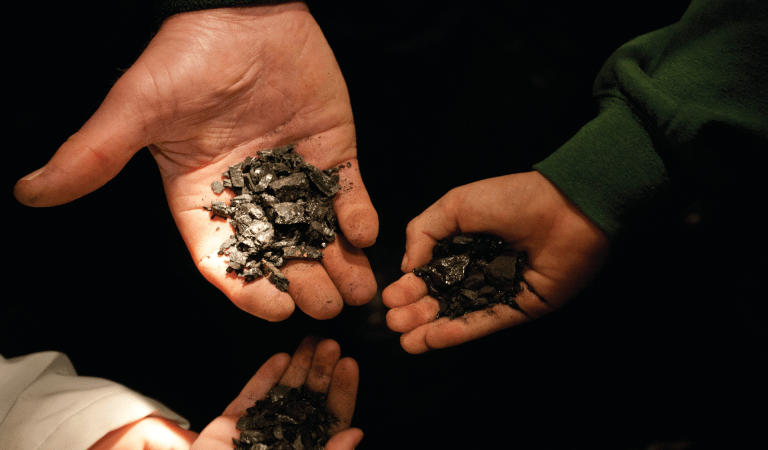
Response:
[21, 167, 45, 181]
[400, 254, 409, 271]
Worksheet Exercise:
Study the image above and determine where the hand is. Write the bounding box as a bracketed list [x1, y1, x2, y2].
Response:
[88, 417, 197, 450]
[13, 3, 378, 321]
[382, 171, 610, 353]
[191, 336, 362, 450]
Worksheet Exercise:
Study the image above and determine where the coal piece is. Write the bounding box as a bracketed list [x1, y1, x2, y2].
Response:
[211, 180, 225, 194]
[483, 254, 518, 286]
[412, 233, 527, 319]
[207, 145, 342, 289]
[229, 164, 245, 188]
[271, 172, 310, 202]
[282, 245, 324, 261]
[416, 254, 470, 287]
[272, 202, 306, 225]
[234, 384, 338, 450]
[261, 260, 290, 292]
[303, 163, 341, 197]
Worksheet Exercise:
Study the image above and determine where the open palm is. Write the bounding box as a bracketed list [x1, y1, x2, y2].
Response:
[14, 4, 378, 321]
[192, 337, 362, 450]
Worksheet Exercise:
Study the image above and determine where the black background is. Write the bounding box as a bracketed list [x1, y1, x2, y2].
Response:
[4, 1, 766, 449]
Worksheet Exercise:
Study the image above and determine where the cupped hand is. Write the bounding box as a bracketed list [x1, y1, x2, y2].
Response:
[191, 336, 362, 450]
[13, 3, 378, 321]
[382, 171, 611, 353]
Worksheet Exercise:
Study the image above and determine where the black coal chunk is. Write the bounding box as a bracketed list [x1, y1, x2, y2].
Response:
[483, 254, 518, 286]
[271, 172, 309, 202]
[412, 233, 528, 319]
[206, 144, 342, 291]
[303, 163, 341, 197]
[261, 260, 290, 292]
[272, 202, 306, 225]
[282, 245, 323, 261]
[211, 180, 225, 194]
[413, 254, 470, 287]
[234, 384, 338, 450]
[211, 201, 232, 218]
[229, 164, 245, 189]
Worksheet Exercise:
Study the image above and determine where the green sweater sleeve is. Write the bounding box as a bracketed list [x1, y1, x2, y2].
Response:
[533, 0, 768, 239]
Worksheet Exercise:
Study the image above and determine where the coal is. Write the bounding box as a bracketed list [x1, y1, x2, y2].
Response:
[282, 245, 324, 261]
[271, 173, 310, 202]
[412, 233, 528, 319]
[234, 384, 339, 450]
[207, 144, 343, 291]
[261, 260, 290, 293]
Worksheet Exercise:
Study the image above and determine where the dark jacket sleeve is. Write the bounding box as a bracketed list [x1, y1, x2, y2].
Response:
[533, 0, 768, 239]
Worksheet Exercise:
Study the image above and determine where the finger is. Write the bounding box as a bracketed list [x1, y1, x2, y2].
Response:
[305, 339, 342, 394]
[386, 297, 440, 333]
[279, 336, 321, 387]
[401, 189, 463, 272]
[326, 357, 359, 431]
[281, 260, 344, 320]
[332, 159, 379, 249]
[15, 73, 148, 207]
[381, 272, 428, 308]
[321, 233, 377, 306]
[513, 267, 559, 319]
[400, 304, 529, 354]
[326, 428, 364, 450]
[222, 352, 292, 417]
[192, 416, 238, 450]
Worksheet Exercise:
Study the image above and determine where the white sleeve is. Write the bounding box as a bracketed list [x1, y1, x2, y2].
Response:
[0, 351, 190, 450]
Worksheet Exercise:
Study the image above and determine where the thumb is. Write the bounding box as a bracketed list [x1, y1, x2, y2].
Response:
[14, 74, 149, 207]
[400, 187, 464, 273]
[326, 428, 363, 450]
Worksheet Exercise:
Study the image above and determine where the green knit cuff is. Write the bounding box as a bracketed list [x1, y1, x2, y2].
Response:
[533, 97, 671, 240]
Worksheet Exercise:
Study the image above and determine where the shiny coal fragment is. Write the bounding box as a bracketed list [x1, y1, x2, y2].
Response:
[413, 233, 527, 319]
[206, 145, 342, 289]
[234, 384, 338, 450]
[241, 220, 275, 248]
[243, 266, 263, 282]
[211, 180, 225, 194]
[273, 202, 306, 225]
[413, 254, 470, 287]
[271, 173, 310, 202]
[219, 237, 237, 255]
[283, 245, 323, 261]
[256, 172, 275, 193]
[211, 201, 232, 218]
[227, 250, 248, 272]
[241, 203, 265, 220]
[261, 260, 290, 292]
[229, 164, 245, 189]
[243, 156, 256, 171]
[304, 163, 341, 197]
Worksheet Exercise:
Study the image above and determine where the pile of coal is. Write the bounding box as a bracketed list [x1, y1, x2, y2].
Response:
[233, 384, 339, 450]
[205, 144, 344, 291]
[413, 233, 528, 319]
